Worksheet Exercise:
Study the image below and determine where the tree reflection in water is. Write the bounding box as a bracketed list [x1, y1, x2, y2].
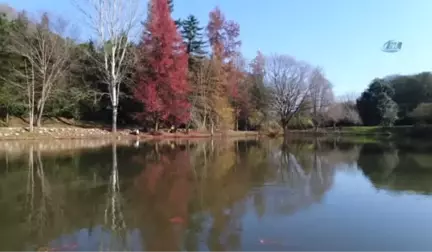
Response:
[99, 143, 129, 251]
[0, 138, 371, 250]
[25, 145, 66, 249]
[258, 139, 338, 216]
[134, 142, 192, 251]
[357, 141, 432, 194]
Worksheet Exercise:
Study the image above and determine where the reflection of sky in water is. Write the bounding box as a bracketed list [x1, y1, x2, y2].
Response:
[239, 169, 432, 251]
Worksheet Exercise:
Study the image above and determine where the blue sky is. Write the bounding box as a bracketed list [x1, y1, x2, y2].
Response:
[6, 0, 432, 96]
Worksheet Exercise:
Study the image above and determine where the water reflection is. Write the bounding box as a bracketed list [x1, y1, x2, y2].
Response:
[134, 143, 192, 251]
[358, 141, 432, 194]
[1, 138, 432, 250]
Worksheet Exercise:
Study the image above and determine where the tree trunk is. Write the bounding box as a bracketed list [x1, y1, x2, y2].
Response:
[112, 106, 118, 133]
[36, 99, 47, 128]
[5, 109, 9, 126]
[235, 117, 239, 131]
[36, 114, 42, 127]
[27, 62, 35, 133]
[112, 143, 118, 176]
[186, 120, 191, 134]
[283, 126, 290, 136]
[203, 114, 207, 130]
[29, 107, 34, 133]
[155, 120, 159, 132]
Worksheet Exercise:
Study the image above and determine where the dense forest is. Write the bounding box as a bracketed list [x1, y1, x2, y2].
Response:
[0, 0, 428, 134]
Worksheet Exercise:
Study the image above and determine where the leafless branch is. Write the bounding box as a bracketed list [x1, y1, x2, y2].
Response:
[73, 0, 143, 132]
[190, 59, 215, 130]
[308, 67, 334, 129]
[8, 12, 74, 129]
[266, 54, 311, 131]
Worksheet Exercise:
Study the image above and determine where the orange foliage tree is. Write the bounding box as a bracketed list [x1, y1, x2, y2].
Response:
[206, 7, 242, 131]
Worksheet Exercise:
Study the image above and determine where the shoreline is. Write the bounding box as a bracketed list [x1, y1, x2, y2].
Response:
[0, 124, 428, 141]
[0, 126, 262, 141]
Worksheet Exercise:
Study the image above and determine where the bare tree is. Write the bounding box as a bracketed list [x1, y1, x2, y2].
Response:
[266, 54, 310, 135]
[341, 103, 362, 125]
[326, 101, 361, 129]
[74, 0, 142, 133]
[22, 61, 36, 132]
[308, 67, 334, 131]
[326, 103, 344, 130]
[9, 12, 73, 128]
[189, 59, 215, 131]
[337, 93, 362, 125]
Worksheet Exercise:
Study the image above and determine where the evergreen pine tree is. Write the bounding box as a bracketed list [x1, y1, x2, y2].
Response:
[180, 15, 206, 68]
[0, 13, 26, 122]
[167, 0, 174, 13]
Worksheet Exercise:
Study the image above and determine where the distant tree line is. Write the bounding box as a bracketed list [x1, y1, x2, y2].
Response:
[6, 0, 428, 135]
[356, 72, 432, 126]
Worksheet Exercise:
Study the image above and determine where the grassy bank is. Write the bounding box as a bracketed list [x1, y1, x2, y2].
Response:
[287, 125, 432, 139]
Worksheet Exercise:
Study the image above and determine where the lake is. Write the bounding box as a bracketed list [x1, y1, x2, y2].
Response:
[1, 137, 432, 251]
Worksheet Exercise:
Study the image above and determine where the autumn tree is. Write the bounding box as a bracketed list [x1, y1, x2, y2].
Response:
[222, 20, 242, 129]
[146, 0, 180, 29]
[135, 0, 190, 131]
[230, 54, 249, 130]
[206, 7, 230, 132]
[206, 6, 241, 132]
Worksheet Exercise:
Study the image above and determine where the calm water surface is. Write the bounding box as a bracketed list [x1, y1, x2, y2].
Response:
[1, 138, 432, 251]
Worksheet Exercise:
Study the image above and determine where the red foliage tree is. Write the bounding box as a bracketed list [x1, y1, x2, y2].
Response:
[250, 50, 265, 78]
[135, 0, 190, 131]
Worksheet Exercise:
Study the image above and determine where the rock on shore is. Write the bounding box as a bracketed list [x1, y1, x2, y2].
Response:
[0, 127, 131, 140]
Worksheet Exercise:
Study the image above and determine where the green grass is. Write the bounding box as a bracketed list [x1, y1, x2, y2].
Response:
[338, 135, 382, 144]
[340, 126, 383, 134]
[287, 125, 432, 139]
[334, 125, 432, 139]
